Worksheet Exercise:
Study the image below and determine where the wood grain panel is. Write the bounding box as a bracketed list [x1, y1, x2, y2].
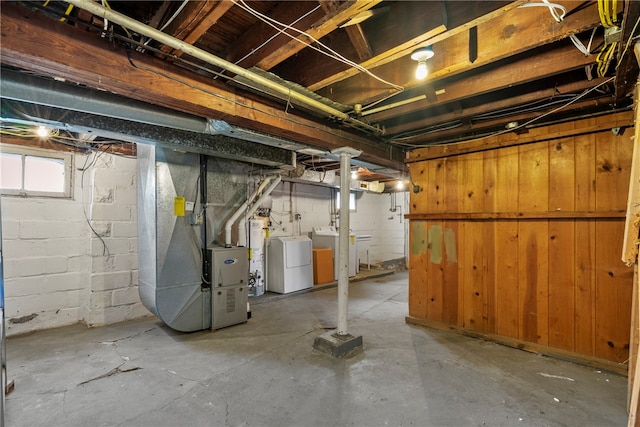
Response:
[494, 146, 520, 338]
[406, 112, 634, 364]
[483, 150, 498, 333]
[426, 161, 446, 321]
[443, 158, 462, 325]
[459, 153, 485, 331]
[572, 131, 597, 356]
[548, 137, 576, 352]
[518, 143, 550, 345]
[408, 221, 429, 319]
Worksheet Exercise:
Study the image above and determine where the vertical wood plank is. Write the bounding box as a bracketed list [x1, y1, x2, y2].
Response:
[427, 160, 447, 321]
[460, 153, 485, 330]
[548, 137, 576, 352]
[595, 133, 634, 362]
[483, 149, 497, 333]
[518, 143, 549, 345]
[408, 220, 429, 319]
[442, 158, 460, 324]
[494, 146, 520, 339]
[574, 130, 597, 356]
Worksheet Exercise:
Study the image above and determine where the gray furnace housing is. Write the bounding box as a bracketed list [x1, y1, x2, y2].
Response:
[137, 144, 248, 332]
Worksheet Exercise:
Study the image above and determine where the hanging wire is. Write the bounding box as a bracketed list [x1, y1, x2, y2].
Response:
[232, 0, 404, 93]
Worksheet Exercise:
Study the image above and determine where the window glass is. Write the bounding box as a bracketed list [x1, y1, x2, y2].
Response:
[0, 153, 22, 190]
[24, 156, 65, 192]
[336, 191, 356, 212]
[0, 145, 72, 198]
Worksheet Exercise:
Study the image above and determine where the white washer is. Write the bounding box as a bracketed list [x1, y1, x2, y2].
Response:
[311, 226, 356, 280]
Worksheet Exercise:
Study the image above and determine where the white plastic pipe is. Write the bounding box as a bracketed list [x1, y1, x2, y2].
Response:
[224, 176, 273, 247]
[66, 0, 383, 136]
[237, 175, 282, 246]
[332, 147, 361, 336]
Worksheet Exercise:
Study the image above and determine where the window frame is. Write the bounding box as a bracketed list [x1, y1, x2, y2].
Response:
[0, 144, 73, 199]
[335, 190, 357, 213]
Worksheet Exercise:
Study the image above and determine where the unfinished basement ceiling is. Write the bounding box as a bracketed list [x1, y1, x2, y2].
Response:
[1, 1, 639, 180]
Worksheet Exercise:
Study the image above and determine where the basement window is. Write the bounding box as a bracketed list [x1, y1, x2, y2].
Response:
[0, 145, 72, 198]
[336, 191, 356, 212]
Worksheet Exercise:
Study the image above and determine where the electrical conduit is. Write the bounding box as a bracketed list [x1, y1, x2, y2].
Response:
[66, 0, 383, 136]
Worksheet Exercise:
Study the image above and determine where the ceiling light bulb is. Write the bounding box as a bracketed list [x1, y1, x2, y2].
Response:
[36, 126, 50, 138]
[410, 46, 434, 80]
[396, 180, 405, 190]
[415, 61, 428, 80]
[351, 170, 357, 179]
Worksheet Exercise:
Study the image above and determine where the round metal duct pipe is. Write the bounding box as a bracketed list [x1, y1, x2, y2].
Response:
[66, 0, 384, 136]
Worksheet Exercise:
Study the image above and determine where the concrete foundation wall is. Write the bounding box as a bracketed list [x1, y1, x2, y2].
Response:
[267, 179, 408, 264]
[1, 151, 406, 335]
[1, 151, 147, 336]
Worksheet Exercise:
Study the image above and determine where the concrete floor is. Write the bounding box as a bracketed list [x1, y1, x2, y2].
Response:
[6, 271, 628, 426]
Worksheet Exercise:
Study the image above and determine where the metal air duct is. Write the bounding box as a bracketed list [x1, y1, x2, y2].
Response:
[65, 0, 384, 136]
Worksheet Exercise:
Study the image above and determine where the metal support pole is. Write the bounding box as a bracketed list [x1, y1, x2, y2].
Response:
[333, 147, 361, 336]
[0, 197, 6, 427]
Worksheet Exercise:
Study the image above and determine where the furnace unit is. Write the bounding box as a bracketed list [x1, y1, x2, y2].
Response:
[209, 247, 248, 329]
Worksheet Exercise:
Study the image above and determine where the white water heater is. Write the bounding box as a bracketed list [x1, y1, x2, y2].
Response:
[248, 218, 267, 296]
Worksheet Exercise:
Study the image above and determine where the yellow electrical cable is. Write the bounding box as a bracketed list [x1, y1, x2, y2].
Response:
[102, 0, 133, 38]
[42, 0, 50, 7]
[608, 0, 617, 26]
[59, 4, 74, 22]
[598, 0, 608, 27]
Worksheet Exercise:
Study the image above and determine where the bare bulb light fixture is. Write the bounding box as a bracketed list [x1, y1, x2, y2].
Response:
[410, 46, 434, 80]
[36, 125, 50, 138]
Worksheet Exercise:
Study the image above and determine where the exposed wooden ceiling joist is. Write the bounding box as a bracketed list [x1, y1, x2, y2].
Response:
[316, 1, 602, 107]
[0, 4, 404, 171]
[368, 41, 599, 124]
[160, 0, 235, 58]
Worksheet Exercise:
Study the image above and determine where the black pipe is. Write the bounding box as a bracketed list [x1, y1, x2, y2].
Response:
[200, 154, 210, 288]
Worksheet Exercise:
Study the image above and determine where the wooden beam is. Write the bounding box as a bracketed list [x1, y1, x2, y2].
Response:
[306, 1, 520, 92]
[225, 2, 324, 69]
[316, 1, 600, 106]
[405, 211, 626, 220]
[406, 110, 634, 162]
[615, 0, 640, 101]
[623, 83, 640, 265]
[368, 42, 599, 123]
[318, 0, 372, 62]
[255, 0, 382, 70]
[344, 24, 374, 62]
[391, 96, 616, 145]
[0, 5, 403, 170]
[0, 135, 136, 156]
[162, 1, 235, 58]
[386, 78, 610, 137]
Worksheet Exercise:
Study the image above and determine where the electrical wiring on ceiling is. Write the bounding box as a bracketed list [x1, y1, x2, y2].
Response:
[231, 0, 404, 94]
[230, 4, 322, 68]
[519, 0, 597, 56]
[390, 76, 616, 148]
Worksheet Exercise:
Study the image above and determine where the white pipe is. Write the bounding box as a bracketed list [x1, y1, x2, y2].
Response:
[237, 176, 282, 246]
[66, 0, 383, 136]
[225, 176, 273, 247]
[332, 147, 361, 335]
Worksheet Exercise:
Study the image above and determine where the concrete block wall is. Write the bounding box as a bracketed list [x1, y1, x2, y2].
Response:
[1, 150, 148, 336]
[351, 191, 409, 265]
[85, 154, 148, 327]
[267, 179, 407, 264]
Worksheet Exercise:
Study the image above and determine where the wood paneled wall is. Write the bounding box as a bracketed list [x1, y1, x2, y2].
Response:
[406, 112, 635, 366]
